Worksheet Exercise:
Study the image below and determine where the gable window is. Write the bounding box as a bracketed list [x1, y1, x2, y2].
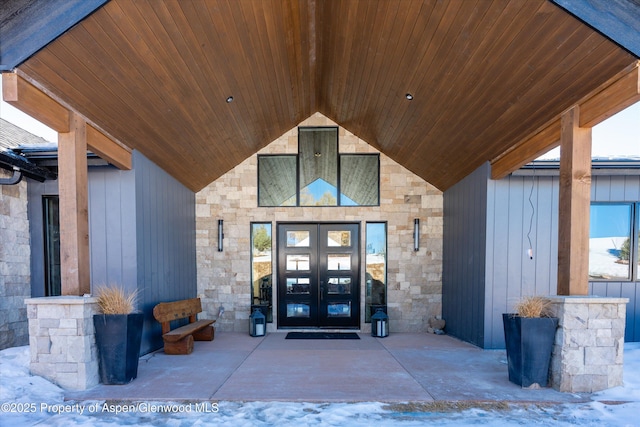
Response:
[257, 127, 380, 207]
[299, 127, 339, 206]
[258, 155, 297, 206]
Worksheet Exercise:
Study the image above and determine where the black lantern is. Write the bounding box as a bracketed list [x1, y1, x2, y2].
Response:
[371, 308, 389, 338]
[250, 308, 266, 337]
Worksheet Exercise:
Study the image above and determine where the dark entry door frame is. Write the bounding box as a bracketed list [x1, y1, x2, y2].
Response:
[277, 222, 360, 329]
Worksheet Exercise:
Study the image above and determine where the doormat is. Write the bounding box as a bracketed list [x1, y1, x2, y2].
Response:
[285, 332, 360, 340]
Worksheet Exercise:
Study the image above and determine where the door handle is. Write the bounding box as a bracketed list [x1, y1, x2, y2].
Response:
[320, 281, 324, 300]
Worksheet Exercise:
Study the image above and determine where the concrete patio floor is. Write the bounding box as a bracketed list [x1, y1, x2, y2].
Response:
[66, 332, 589, 404]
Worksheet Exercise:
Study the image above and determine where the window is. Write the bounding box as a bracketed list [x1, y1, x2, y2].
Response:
[258, 156, 297, 207]
[365, 222, 387, 322]
[43, 196, 61, 296]
[299, 127, 338, 206]
[251, 223, 273, 322]
[589, 203, 637, 281]
[257, 127, 380, 206]
[340, 154, 379, 206]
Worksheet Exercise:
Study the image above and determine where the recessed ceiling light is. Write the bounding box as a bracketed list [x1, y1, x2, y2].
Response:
[405, 93, 414, 100]
[226, 96, 234, 103]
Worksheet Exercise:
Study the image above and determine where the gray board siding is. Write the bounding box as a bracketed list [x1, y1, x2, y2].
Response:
[442, 162, 489, 348]
[133, 151, 197, 354]
[88, 166, 138, 295]
[485, 172, 640, 348]
[27, 151, 197, 355]
[485, 174, 560, 348]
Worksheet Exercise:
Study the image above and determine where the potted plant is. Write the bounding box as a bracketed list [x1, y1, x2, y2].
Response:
[503, 296, 558, 388]
[93, 284, 143, 385]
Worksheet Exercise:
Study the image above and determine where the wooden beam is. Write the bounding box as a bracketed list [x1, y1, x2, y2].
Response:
[87, 125, 132, 170]
[580, 63, 640, 127]
[3, 72, 132, 169]
[490, 62, 639, 179]
[491, 118, 561, 180]
[557, 106, 592, 296]
[58, 112, 90, 296]
[2, 73, 70, 132]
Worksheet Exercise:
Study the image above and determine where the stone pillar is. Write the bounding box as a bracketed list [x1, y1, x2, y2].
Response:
[548, 296, 628, 393]
[25, 296, 99, 390]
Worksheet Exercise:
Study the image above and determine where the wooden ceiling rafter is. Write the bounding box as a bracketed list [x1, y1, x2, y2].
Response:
[8, 0, 637, 192]
[421, 2, 568, 176]
[491, 60, 640, 180]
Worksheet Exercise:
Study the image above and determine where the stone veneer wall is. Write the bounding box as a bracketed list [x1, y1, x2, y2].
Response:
[196, 113, 443, 332]
[25, 296, 99, 390]
[0, 174, 31, 350]
[549, 296, 628, 393]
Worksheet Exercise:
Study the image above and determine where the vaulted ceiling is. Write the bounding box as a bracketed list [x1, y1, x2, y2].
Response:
[5, 0, 639, 191]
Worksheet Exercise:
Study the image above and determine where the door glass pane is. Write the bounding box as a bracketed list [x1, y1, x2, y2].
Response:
[327, 230, 351, 247]
[299, 127, 338, 206]
[327, 302, 351, 317]
[251, 223, 272, 322]
[366, 222, 387, 322]
[327, 254, 351, 270]
[340, 154, 380, 206]
[287, 278, 311, 294]
[589, 204, 632, 280]
[286, 254, 310, 271]
[328, 277, 351, 294]
[287, 231, 310, 247]
[287, 303, 310, 318]
[258, 155, 297, 206]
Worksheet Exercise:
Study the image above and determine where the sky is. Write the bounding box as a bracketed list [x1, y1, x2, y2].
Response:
[1, 74, 638, 158]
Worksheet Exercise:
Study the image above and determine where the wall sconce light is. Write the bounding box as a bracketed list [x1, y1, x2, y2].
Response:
[413, 218, 420, 251]
[218, 220, 224, 252]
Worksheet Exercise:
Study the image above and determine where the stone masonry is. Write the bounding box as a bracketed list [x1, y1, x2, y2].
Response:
[0, 173, 31, 350]
[549, 296, 628, 393]
[196, 113, 443, 333]
[25, 296, 100, 390]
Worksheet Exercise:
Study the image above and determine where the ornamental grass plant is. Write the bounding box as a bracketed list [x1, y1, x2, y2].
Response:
[514, 296, 552, 318]
[95, 284, 138, 315]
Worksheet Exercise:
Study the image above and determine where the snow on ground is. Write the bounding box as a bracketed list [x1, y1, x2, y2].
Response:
[589, 237, 630, 280]
[1, 344, 639, 426]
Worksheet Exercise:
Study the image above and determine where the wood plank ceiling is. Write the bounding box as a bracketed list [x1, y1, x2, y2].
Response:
[15, 0, 637, 192]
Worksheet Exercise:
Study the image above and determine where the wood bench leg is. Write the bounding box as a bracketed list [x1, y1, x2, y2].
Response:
[193, 325, 214, 341]
[164, 335, 194, 355]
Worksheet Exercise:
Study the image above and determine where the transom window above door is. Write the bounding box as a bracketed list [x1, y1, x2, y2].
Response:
[258, 127, 380, 207]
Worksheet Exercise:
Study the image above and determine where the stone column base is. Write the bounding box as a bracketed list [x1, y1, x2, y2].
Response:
[25, 296, 99, 390]
[548, 296, 628, 393]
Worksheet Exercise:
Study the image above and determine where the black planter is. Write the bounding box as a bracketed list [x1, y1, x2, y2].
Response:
[93, 313, 144, 385]
[502, 313, 558, 388]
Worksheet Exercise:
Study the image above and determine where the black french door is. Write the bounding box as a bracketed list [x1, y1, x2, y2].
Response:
[277, 223, 360, 328]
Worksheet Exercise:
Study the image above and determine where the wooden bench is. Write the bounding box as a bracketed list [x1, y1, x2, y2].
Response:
[153, 298, 215, 355]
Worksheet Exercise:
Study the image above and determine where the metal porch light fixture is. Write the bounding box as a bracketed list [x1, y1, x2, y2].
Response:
[371, 308, 389, 338]
[249, 308, 266, 337]
[218, 220, 224, 252]
[413, 218, 420, 251]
